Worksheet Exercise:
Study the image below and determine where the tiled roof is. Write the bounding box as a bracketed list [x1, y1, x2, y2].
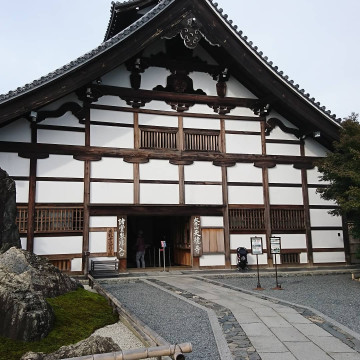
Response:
[0, 0, 341, 124]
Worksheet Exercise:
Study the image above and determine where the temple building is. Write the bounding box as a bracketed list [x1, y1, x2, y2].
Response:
[0, 0, 349, 274]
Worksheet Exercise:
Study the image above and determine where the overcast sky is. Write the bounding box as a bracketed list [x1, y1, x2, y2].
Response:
[0, 0, 359, 119]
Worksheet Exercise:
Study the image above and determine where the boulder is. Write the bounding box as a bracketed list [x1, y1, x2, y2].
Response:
[0, 167, 21, 253]
[0, 247, 82, 341]
[20, 336, 121, 360]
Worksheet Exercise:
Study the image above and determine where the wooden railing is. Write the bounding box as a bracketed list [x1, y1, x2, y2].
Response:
[140, 127, 177, 149]
[229, 208, 265, 231]
[184, 130, 219, 152]
[271, 208, 305, 231]
[16, 206, 84, 233]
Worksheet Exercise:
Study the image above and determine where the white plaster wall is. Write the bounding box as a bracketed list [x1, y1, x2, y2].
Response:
[244, 254, 268, 266]
[91, 158, 133, 179]
[228, 186, 263, 205]
[224, 119, 260, 132]
[227, 163, 262, 183]
[90, 109, 134, 125]
[313, 252, 345, 263]
[0, 118, 31, 142]
[141, 67, 170, 91]
[183, 117, 220, 130]
[140, 160, 178, 181]
[185, 184, 223, 205]
[15, 181, 29, 202]
[304, 138, 329, 157]
[230, 234, 266, 250]
[200, 254, 225, 266]
[307, 167, 328, 185]
[226, 134, 262, 154]
[90, 183, 133, 204]
[90, 216, 117, 228]
[269, 187, 303, 205]
[0, 153, 30, 176]
[268, 165, 302, 184]
[33, 236, 82, 254]
[267, 126, 298, 141]
[310, 209, 343, 227]
[139, 113, 178, 128]
[188, 104, 216, 115]
[308, 188, 337, 206]
[144, 100, 174, 112]
[101, 65, 131, 88]
[311, 230, 344, 248]
[266, 143, 300, 156]
[38, 129, 85, 146]
[90, 125, 134, 148]
[270, 234, 307, 249]
[95, 96, 129, 107]
[36, 182, 84, 203]
[41, 112, 83, 127]
[200, 216, 224, 227]
[300, 253, 308, 264]
[39, 93, 82, 111]
[21, 238, 27, 250]
[71, 258, 82, 272]
[37, 155, 84, 178]
[89, 232, 107, 253]
[140, 184, 179, 204]
[226, 76, 257, 99]
[230, 107, 258, 117]
[184, 161, 222, 182]
[191, 72, 217, 96]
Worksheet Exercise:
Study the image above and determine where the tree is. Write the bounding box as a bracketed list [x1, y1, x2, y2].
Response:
[316, 112, 360, 238]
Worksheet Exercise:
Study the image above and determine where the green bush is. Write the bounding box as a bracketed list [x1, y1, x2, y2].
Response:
[0, 288, 118, 360]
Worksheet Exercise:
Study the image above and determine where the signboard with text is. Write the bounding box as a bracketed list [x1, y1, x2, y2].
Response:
[270, 237, 281, 254]
[251, 236, 263, 255]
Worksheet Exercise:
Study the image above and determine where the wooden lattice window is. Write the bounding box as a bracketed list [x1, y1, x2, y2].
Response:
[202, 228, 225, 253]
[281, 253, 300, 264]
[16, 206, 84, 233]
[229, 208, 265, 231]
[184, 130, 219, 152]
[50, 259, 71, 271]
[140, 127, 177, 149]
[270, 207, 305, 231]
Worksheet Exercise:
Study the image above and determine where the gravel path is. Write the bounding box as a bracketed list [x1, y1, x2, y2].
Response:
[101, 280, 221, 360]
[212, 273, 360, 335]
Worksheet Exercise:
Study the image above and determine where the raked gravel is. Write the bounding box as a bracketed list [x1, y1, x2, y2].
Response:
[211, 273, 360, 335]
[101, 280, 221, 360]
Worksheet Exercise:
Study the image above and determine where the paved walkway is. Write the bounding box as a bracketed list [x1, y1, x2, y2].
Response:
[98, 272, 360, 360]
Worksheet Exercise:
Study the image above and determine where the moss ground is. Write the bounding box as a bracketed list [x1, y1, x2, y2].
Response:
[0, 288, 118, 360]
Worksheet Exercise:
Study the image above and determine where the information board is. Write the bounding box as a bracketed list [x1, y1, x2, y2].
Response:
[270, 236, 281, 254]
[251, 236, 263, 255]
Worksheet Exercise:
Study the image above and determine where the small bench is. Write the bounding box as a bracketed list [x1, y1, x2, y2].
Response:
[89, 260, 119, 278]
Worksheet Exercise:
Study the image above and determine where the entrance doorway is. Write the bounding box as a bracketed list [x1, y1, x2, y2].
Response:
[127, 216, 191, 268]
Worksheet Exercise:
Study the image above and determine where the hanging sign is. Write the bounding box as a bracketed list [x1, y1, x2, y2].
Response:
[270, 236, 281, 254]
[251, 236, 263, 255]
[161, 240, 167, 248]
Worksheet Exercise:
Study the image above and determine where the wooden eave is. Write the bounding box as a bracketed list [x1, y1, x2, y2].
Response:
[0, 0, 341, 149]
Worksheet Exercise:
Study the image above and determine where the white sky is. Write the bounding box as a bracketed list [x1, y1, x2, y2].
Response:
[0, 0, 359, 119]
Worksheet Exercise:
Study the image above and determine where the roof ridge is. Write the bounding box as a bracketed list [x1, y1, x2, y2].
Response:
[207, 0, 341, 124]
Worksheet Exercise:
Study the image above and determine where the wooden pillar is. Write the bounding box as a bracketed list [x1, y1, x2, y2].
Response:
[134, 112, 140, 204]
[82, 108, 91, 275]
[300, 141, 314, 266]
[27, 121, 37, 253]
[260, 120, 272, 266]
[178, 116, 185, 204]
[342, 215, 351, 264]
[220, 119, 231, 268]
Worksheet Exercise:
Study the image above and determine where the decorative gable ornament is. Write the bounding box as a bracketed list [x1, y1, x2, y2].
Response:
[162, 14, 220, 49]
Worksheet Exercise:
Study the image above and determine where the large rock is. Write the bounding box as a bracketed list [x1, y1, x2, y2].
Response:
[0, 167, 21, 253]
[20, 336, 121, 360]
[0, 247, 82, 341]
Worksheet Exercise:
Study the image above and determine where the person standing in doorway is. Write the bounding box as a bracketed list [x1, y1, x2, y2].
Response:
[135, 230, 146, 268]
